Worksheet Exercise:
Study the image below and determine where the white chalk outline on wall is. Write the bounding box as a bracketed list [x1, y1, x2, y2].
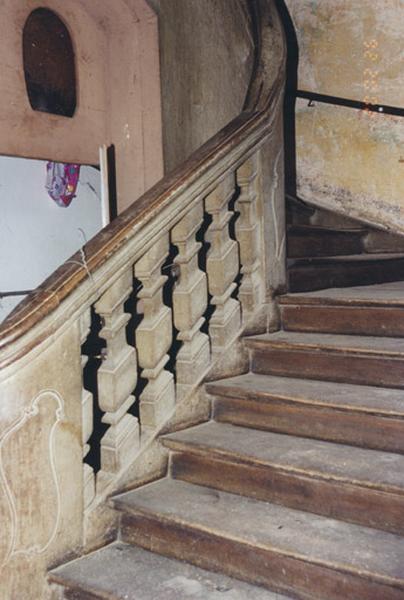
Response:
[0, 390, 64, 569]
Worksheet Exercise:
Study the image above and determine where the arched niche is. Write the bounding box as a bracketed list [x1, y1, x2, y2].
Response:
[23, 7, 76, 117]
[0, 0, 163, 212]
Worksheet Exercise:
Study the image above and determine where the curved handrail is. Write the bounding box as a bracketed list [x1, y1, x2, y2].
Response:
[0, 0, 286, 367]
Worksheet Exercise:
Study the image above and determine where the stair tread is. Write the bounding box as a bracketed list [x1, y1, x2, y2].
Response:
[207, 372, 404, 416]
[113, 478, 404, 585]
[164, 421, 404, 493]
[245, 331, 404, 356]
[279, 281, 404, 307]
[50, 542, 288, 599]
[289, 252, 404, 266]
[287, 224, 365, 235]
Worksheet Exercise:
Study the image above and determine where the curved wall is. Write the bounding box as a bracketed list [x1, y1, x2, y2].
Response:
[149, 0, 255, 172]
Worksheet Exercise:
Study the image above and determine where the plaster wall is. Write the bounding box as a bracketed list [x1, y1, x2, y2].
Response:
[0, 0, 163, 213]
[285, 0, 404, 232]
[0, 157, 102, 323]
[149, 0, 255, 172]
[0, 324, 84, 600]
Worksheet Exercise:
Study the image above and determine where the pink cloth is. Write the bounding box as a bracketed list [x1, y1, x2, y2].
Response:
[46, 162, 81, 207]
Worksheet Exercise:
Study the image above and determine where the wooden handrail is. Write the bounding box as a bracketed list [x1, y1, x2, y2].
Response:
[0, 0, 286, 366]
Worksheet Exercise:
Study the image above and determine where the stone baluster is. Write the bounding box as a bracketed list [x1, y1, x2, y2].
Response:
[235, 151, 265, 317]
[205, 174, 241, 352]
[134, 234, 175, 431]
[94, 268, 139, 488]
[171, 201, 210, 394]
[79, 309, 95, 509]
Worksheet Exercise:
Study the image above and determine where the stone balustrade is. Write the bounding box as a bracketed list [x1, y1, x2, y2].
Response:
[0, 1, 286, 595]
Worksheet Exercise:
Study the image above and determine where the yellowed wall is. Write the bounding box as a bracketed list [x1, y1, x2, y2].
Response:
[286, 0, 404, 231]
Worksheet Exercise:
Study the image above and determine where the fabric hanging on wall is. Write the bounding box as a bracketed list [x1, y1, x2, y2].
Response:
[46, 162, 81, 207]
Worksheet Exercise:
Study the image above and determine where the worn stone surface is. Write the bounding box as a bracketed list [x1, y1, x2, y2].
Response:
[282, 280, 404, 306]
[285, 1, 404, 233]
[114, 478, 404, 583]
[209, 373, 404, 454]
[165, 421, 404, 534]
[247, 331, 404, 388]
[51, 542, 291, 599]
[248, 330, 404, 355]
[0, 325, 84, 600]
[165, 421, 404, 491]
[208, 371, 404, 416]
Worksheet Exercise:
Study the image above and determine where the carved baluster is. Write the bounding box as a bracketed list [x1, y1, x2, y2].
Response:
[134, 234, 175, 431]
[94, 268, 139, 487]
[236, 151, 265, 316]
[205, 175, 241, 352]
[79, 309, 95, 508]
[171, 201, 210, 394]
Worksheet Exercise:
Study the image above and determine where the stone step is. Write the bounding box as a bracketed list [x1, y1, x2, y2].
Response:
[309, 206, 368, 230]
[287, 253, 404, 293]
[163, 421, 404, 534]
[246, 332, 404, 388]
[287, 224, 364, 258]
[207, 373, 404, 454]
[112, 478, 404, 600]
[285, 194, 315, 226]
[363, 230, 404, 254]
[49, 542, 290, 599]
[279, 282, 404, 336]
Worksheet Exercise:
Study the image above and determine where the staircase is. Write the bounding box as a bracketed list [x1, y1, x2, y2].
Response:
[50, 205, 404, 600]
[286, 196, 404, 292]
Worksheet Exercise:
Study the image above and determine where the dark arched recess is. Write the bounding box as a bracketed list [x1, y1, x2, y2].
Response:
[23, 8, 77, 117]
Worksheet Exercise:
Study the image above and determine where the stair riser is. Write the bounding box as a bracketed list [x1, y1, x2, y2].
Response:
[310, 210, 360, 230]
[364, 232, 404, 254]
[64, 589, 99, 600]
[288, 264, 404, 293]
[169, 451, 404, 536]
[281, 305, 404, 337]
[213, 397, 404, 454]
[120, 513, 404, 600]
[287, 234, 363, 259]
[251, 348, 404, 388]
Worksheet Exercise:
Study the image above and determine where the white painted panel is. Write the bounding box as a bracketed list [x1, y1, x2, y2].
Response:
[0, 156, 102, 322]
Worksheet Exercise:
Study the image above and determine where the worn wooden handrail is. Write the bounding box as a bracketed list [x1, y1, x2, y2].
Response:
[0, 0, 286, 369]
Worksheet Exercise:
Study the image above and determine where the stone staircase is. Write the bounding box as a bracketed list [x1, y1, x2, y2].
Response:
[286, 197, 404, 292]
[50, 206, 404, 600]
